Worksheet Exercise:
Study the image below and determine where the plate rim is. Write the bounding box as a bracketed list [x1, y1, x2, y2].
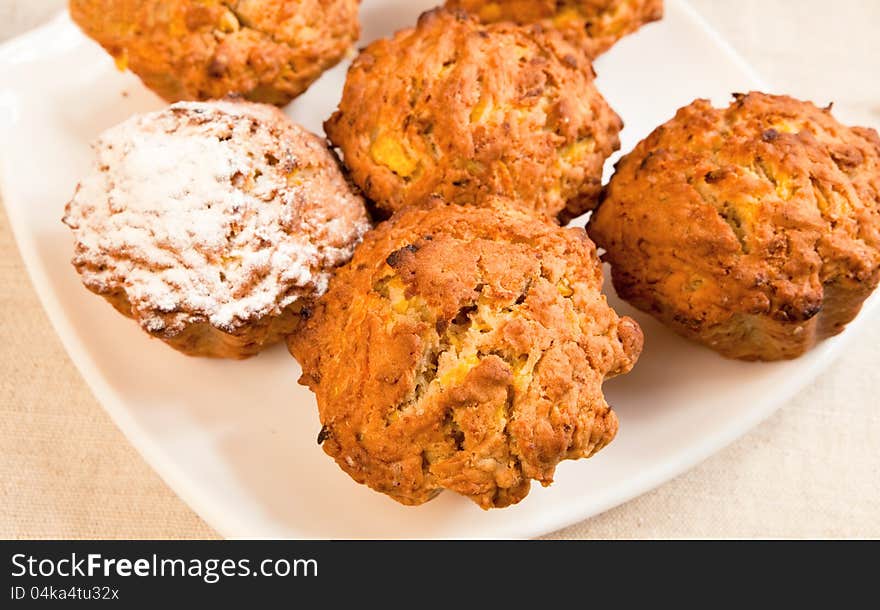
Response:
[1, 2, 871, 539]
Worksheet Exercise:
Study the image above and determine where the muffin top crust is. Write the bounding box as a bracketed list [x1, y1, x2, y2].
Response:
[589, 92, 880, 358]
[69, 0, 361, 105]
[325, 8, 622, 222]
[289, 200, 642, 507]
[445, 0, 663, 58]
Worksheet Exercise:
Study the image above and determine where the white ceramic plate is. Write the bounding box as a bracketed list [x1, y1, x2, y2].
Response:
[2, 1, 877, 539]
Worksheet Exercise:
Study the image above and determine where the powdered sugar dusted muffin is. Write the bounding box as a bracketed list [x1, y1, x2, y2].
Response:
[63, 100, 370, 358]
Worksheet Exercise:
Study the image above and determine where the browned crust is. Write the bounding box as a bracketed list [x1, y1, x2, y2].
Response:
[69, 0, 360, 105]
[325, 8, 622, 222]
[588, 92, 880, 360]
[288, 199, 642, 507]
[445, 0, 664, 57]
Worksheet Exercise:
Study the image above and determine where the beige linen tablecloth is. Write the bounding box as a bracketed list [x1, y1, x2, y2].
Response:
[1, 0, 878, 539]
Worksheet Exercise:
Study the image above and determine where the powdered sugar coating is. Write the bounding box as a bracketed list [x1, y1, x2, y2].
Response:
[63, 100, 370, 337]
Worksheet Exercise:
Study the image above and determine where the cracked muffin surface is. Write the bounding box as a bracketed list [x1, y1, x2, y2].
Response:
[62, 100, 370, 359]
[288, 200, 642, 508]
[445, 0, 663, 58]
[589, 92, 880, 360]
[69, 0, 360, 105]
[325, 8, 622, 222]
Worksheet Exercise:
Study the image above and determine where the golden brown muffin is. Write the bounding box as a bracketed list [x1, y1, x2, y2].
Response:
[589, 92, 880, 361]
[69, 0, 360, 105]
[325, 9, 623, 222]
[288, 200, 642, 508]
[445, 0, 663, 58]
[62, 100, 370, 359]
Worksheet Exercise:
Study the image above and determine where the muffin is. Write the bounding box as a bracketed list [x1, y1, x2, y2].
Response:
[589, 92, 880, 360]
[445, 0, 663, 58]
[325, 9, 623, 222]
[288, 200, 643, 508]
[63, 100, 370, 359]
[69, 0, 360, 105]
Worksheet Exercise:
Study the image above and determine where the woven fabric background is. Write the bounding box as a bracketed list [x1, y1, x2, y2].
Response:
[1, 0, 878, 539]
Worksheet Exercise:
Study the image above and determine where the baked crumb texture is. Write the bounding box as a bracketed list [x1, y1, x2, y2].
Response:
[69, 0, 360, 105]
[63, 100, 370, 359]
[445, 0, 663, 58]
[589, 92, 880, 360]
[325, 8, 622, 222]
[289, 201, 642, 508]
